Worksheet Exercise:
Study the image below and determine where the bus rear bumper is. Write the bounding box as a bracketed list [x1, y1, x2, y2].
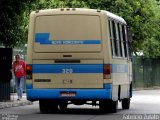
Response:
[26, 84, 112, 101]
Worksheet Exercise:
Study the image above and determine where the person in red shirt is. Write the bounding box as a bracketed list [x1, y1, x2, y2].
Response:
[13, 54, 26, 100]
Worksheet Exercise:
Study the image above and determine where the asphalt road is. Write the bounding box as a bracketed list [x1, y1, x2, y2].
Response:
[0, 89, 160, 120]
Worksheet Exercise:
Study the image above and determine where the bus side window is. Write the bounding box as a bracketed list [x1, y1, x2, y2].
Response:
[122, 25, 128, 58]
[109, 20, 127, 58]
[109, 20, 115, 57]
[112, 21, 118, 56]
[117, 23, 123, 57]
[119, 24, 125, 58]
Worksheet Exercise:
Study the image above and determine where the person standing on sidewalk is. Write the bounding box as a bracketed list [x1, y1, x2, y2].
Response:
[13, 54, 26, 100]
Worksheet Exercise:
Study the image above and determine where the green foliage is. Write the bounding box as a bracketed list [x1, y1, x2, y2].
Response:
[118, 0, 158, 54]
[143, 38, 160, 57]
[0, 0, 37, 47]
[141, 0, 160, 57]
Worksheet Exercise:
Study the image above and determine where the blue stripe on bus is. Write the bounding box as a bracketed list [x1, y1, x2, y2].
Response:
[32, 64, 103, 73]
[104, 83, 112, 89]
[112, 64, 128, 73]
[26, 84, 112, 100]
[35, 33, 101, 45]
[26, 84, 32, 89]
[29, 64, 128, 74]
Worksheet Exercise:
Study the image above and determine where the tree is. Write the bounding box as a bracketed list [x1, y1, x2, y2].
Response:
[141, 0, 160, 57]
[0, 0, 37, 47]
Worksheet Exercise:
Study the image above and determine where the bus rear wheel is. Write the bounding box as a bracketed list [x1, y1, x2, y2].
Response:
[59, 101, 68, 110]
[99, 100, 118, 113]
[122, 98, 130, 109]
[39, 100, 48, 113]
[39, 100, 58, 113]
[109, 100, 118, 113]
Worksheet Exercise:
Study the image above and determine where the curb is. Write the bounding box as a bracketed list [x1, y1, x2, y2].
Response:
[0, 100, 33, 109]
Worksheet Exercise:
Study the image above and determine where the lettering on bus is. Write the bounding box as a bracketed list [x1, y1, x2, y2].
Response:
[51, 40, 84, 45]
[62, 69, 73, 74]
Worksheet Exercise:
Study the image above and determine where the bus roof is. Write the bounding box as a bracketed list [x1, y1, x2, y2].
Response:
[31, 8, 126, 24]
[105, 11, 126, 24]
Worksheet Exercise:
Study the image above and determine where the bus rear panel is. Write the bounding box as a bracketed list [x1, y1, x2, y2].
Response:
[26, 8, 132, 113]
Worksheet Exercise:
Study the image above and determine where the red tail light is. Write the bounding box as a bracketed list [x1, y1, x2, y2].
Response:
[103, 64, 111, 79]
[26, 64, 32, 79]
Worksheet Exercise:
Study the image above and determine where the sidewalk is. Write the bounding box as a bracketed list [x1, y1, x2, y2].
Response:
[0, 93, 33, 109]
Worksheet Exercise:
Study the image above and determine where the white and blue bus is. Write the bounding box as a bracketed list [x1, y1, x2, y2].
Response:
[26, 8, 132, 113]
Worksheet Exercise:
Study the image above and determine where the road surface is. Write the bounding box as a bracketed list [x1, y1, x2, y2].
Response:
[0, 90, 160, 120]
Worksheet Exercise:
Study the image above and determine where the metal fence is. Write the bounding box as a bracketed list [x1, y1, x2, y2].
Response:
[132, 56, 160, 89]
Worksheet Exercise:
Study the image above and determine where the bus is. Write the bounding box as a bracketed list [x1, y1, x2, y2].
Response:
[26, 8, 132, 113]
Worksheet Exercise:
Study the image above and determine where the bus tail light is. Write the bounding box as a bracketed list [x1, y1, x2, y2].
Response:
[26, 64, 32, 79]
[103, 64, 111, 79]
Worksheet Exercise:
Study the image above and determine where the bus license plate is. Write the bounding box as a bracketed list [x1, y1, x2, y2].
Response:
[60, 92, 76, 97]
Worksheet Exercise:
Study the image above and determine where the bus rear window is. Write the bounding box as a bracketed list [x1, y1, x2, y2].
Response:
[34, 15, 102, 53]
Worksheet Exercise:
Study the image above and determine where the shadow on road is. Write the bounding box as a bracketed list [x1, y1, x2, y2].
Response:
[36, 108, 121, 115]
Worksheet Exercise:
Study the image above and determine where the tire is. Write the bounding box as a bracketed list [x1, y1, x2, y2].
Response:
[59, 101, 68, 110]
[39, 100, 58, 113]
[122, 98, 130, 109]
[48, 100, 58, 113]
[39, 100, 48, 113]
[99, 100, 108, 112]
[109, 100, 118, 113]
[99, 100, 118, 113]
